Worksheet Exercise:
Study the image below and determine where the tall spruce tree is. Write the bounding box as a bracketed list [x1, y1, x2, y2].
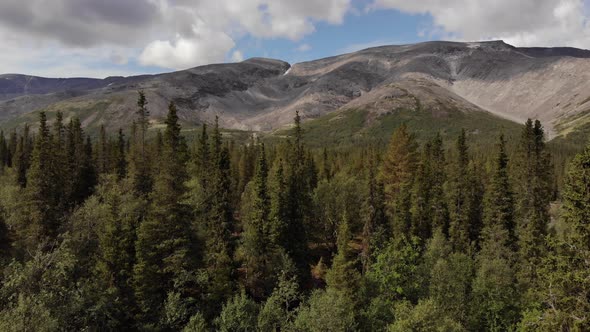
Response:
[133, 102, 195, 325]
[448, 129, 479, 252]
[25, 112, 56, 243]
[284, 111, 311, 284]
[380, 124, 418, 237]
[482, 134, 515, 245]
[361, 161, 389, 272]
[14, 124, 31, 188]
[130, 91, 152, 195]
[326, 213, 361, 295]
[472, 135, 519, 331]
[203, 116, 235, 310]
[410, 134, 448, 241]
[115, 129, 127, 180]
[242, 143, 279, 298]
[524, 142, 590, 330]
[513, 120, 552, 298]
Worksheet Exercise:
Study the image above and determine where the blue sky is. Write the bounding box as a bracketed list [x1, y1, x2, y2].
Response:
[0, 0, 589, 78]
[232, 8, 432, 66]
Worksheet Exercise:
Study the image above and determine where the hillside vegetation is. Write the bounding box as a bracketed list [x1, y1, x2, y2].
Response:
[0, 92, 588, 331]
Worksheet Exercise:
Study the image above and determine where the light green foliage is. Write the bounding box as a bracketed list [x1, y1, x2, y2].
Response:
[292, 289, 357, 332]
[183, 312, 208, 332]
[388, 299, 465, 332]
[313, 173, 363, 250]
[364, 236, 421, 304]
[0, 237, 91, 330]
[257, 260, 300, 332]
[429, 252, 473, 324]
[325, 216, 361, 295]
[215, 292, 259, 332]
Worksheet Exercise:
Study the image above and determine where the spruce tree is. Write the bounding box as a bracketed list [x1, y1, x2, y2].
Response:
[483, 134, 515, 245]
[7, 129, 17, 168]
[447, 129, 482, 252]
[25, 112, 56, 243]
[242, 143, 278, 298]
[361, 162, 388, 272]
[513, 120, 552, 297]
[326, 214, 361, 295]
[115, 129, 127, 180]
[283, 112, 311, 283]
[14, 124, 31, 188]
[133, 102, 195, 324]
[0, 131, 7, 171]
[380, 124, 418, 237]
[97, 125, 109, 175]
[527, 142, 590, 330]
[410, 135, 447, 241]
[472, 134, 519, 330]
[202, 116, 235, 310]
[269, 161, 288, 248]
[129, 91, 152, 195]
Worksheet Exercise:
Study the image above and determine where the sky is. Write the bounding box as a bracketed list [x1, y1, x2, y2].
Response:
[1, 0, 590, 78]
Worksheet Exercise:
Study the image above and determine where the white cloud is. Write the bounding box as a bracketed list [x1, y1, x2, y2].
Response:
[139, 18, 236, 69]
[0, 0, 353, 76]
[371, 0, 590, 48]
[296, 43, 312, 52]
[231, 50, 244, 62]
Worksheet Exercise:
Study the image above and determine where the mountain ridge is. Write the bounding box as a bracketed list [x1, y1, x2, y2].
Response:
[2, 40, 590, 140]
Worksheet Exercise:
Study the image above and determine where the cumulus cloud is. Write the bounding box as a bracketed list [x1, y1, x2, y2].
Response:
[139, 18, 236, 69]
[371, 0, 590, 48]
[0, 0, 352, 76]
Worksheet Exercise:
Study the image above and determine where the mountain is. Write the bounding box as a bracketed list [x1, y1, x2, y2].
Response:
[2, 40, 590, 142]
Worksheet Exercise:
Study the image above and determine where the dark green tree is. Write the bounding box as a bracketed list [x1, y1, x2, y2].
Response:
[133, 102, 195, 325]
[129, 91, 152, 195]
[448, 129, 481, 252]
[380, 124, 418, 237]
[483, 134, 515, 244]
[513, 120, 552, 298]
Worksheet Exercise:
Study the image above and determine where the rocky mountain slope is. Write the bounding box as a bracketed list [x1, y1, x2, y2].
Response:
[2, 40, 590, 140]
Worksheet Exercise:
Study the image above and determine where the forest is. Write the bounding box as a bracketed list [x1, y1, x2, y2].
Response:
[0, 91, 588, 331]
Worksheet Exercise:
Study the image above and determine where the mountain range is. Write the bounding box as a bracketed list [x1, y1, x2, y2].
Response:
[2, 40, 590, 143]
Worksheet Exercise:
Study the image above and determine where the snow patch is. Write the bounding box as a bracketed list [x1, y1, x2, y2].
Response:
[283, 67, 292, 76]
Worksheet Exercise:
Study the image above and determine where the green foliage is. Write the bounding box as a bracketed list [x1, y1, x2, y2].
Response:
[292, 288, 357, 332]
[364, 236, 422, 304]
[215, 292, 259, 332]
[0, 91, 582, 331]
[388, 299, 466, 332]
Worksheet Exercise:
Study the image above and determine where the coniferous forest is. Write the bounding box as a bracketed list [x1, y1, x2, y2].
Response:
[0, 91, 589, 331]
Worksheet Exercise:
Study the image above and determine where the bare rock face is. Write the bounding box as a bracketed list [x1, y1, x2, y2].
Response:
[1, 40, 590, 138]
